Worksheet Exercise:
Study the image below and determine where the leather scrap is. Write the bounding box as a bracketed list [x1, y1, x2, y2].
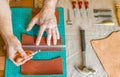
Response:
[0, 70, 4, 77]
[21, 57, 63, 75]
[0, 56, 5, 70]
[22, 34, 62, 51]
[91, 30, 120, 77]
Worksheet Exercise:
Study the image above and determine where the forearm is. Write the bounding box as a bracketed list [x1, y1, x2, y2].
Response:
[0, 0, 13, 45]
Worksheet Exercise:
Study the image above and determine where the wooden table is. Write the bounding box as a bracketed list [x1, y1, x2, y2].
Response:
[1, 0, 120, 77]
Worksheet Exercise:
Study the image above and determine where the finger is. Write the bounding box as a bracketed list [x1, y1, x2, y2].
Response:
[17, 56, 32, 66]
[52, 29, 57, 45]
[27, 18, 38, 31]
[18, 48, 27, 59]
[56, 27, 60, 39]
[47, 29, 52, 46]
[27, 13, 40, 31]
[12, 56, 32, 66]
[8, 48, 16, 61]
[36, 26, 46, 46]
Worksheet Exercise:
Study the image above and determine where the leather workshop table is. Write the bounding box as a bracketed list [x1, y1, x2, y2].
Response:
[4, 8, 67, 77]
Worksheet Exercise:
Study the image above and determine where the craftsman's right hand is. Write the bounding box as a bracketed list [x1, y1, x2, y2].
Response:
[6, 35, 32, 66]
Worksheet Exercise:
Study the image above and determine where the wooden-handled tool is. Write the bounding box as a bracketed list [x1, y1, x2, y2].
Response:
[84, 0, 89, 17]
[115, 4, 120, 26]
[72, 0, 77, 17]
[78, 0, 83, 17]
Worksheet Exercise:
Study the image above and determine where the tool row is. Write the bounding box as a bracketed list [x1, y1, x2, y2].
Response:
[67, 2, 120, 26]
[72, 0, 89, 17]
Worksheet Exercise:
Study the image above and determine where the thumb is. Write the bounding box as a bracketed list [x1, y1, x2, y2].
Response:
[26, 18, 37, 31]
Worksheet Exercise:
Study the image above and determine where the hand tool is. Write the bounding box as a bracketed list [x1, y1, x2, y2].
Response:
[94, 15, 112, 18]
[94, 9, 111, 13]
[66, 8, 72, 25]
[84, 0, 89, 17]
[94, 20, 115, 26]
[93, 9, 114, 26]
[14, 50, 40, 63]
[75, 29, 96, 75]
[115, 3, 120, 26]
[72, 0, 77, 17]
[78, 0, 83, 17]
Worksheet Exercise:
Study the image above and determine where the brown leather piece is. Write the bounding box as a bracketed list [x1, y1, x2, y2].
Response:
[91, 31, 120, 77]
[21, 57, 63, 75]
[22, 34, 62, 51]
[0, 70, 4, 77]
[0, 57, 5, 70]
[0, 35, 5, 77]
[32, 8, 59, 24]
[10, 0, 33, 8]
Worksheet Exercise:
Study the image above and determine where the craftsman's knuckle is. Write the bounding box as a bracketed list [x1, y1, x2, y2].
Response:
[16, 44, 21, 49]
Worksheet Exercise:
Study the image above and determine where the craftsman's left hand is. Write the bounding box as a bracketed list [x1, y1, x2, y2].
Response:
[27, 8, 60, 46]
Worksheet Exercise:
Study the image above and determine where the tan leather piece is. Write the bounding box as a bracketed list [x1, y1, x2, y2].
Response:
[21, 57, 63, 75]
[22, 34, 62, 51]
[32, 8, 59, 24]
[10, 0, 33, 8]
[91, 31, 120, 77]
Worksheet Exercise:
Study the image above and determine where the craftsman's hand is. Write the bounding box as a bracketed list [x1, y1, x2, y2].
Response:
[6, 35, 32, 66]
[27, 8, 60, 46]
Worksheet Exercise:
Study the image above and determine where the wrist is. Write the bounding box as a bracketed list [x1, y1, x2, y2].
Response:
[43, 0, 58, 10]
[41, 6, 55, 14]
[1, 34, 15, 45]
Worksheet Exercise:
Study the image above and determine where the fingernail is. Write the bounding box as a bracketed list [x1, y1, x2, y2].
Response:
[54, 41, 57, 45]
[47, 42, 50, 46]
[36, 42, 39, 46]
[57, 36, 60, 40]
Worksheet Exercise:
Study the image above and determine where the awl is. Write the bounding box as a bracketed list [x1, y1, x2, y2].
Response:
[84, 0, 89, 17]
[72, 0, 77, 17]
[78, 0, 83, 17]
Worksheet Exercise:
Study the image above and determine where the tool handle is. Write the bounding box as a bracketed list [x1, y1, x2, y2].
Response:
[72, 1, 77, 9]
[80, 30, 86, 52]
[14, 50, 32, 63]
[84, 1, 89, 9]
[78, 1, 83, 9]
[67, 8, 70, 20]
